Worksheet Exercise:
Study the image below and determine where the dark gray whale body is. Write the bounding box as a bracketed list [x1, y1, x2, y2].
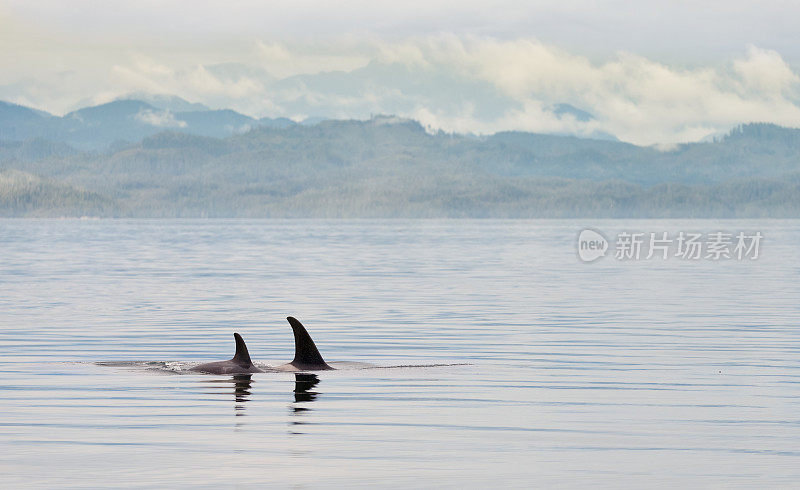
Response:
[190, 333, 264, 374]
[189, 317, 332, 374]
[280, 316, 333, 371]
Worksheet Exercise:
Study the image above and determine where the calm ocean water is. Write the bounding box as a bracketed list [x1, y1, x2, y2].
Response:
[1, 219, 798, 488]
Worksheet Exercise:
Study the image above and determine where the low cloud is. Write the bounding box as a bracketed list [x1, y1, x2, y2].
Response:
[379, 37, 800, 144]
[733, 45, 799, 95]
[3, 35, 800, 145]
[134, 109, 187, 128]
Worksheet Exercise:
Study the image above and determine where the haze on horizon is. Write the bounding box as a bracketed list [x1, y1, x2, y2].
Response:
[2, 0, 800, 145]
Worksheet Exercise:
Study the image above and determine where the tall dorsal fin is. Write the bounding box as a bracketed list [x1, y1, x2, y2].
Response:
[231, 332, 253, 365]
[287, 317, 330, 368]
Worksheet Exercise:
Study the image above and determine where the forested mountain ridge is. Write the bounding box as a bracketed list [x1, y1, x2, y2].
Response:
[0, 98, 295, 150]
[1, 106, 798, 217]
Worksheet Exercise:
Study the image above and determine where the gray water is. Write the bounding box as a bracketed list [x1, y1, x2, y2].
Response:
[1, 219, 798, 488]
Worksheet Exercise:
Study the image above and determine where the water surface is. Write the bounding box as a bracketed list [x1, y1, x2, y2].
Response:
[1, 219, 799, 487]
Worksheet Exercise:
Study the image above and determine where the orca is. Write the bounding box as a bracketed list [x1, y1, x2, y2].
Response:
[279, 317, 333, 371]
[190, 333, 264, 374]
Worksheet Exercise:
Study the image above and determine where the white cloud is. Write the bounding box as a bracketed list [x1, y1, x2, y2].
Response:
[734, 45, 799, 95]
[134, 109, 187, 128]
[2, 28, 800, 145]
[369, 37, 800, 144]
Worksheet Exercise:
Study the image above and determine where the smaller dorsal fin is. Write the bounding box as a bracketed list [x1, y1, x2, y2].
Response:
[287, 317, 330, 368]
[231, 332, 253, 365]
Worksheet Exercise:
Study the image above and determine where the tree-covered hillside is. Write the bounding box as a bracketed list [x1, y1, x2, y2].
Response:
[0, 116, 798, 217]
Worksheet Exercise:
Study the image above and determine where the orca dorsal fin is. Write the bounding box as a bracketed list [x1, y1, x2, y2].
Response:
[287, 317, 329, 368]
[231, 332, 253, 365]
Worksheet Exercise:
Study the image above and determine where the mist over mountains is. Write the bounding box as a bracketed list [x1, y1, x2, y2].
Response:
[1, 97, 798, 218]
[0, 97, 297, 150]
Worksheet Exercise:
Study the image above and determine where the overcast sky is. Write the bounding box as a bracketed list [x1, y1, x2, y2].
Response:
[2, 1, 799, 145]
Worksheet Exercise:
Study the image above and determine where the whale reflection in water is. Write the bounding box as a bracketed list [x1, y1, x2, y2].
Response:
[199, 374, 254, 415]
[291, 372, 321, 433]
[294, 373, 320, 404]
[232, 374, 253, 407]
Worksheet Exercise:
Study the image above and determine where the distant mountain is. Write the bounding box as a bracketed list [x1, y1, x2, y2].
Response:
[259, 116, 296, 129]
[0, 98, 298, 150]
[63, 100, 259, 144]
[66, 99, 153, 122]
[0, 101, 53, 123]
[300, 116, 330, 126]
[550, 103, 594, 122]
[118, 93, 210, 112]
[173, 109, 256, 137]
[545, 103, 618, 141]
[0, 96, 625, 149]
[60, 100, 162, 148]
[0, 101, 57, 141]
[0, 118, 798, 217]
[270, 60, 516, 123]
